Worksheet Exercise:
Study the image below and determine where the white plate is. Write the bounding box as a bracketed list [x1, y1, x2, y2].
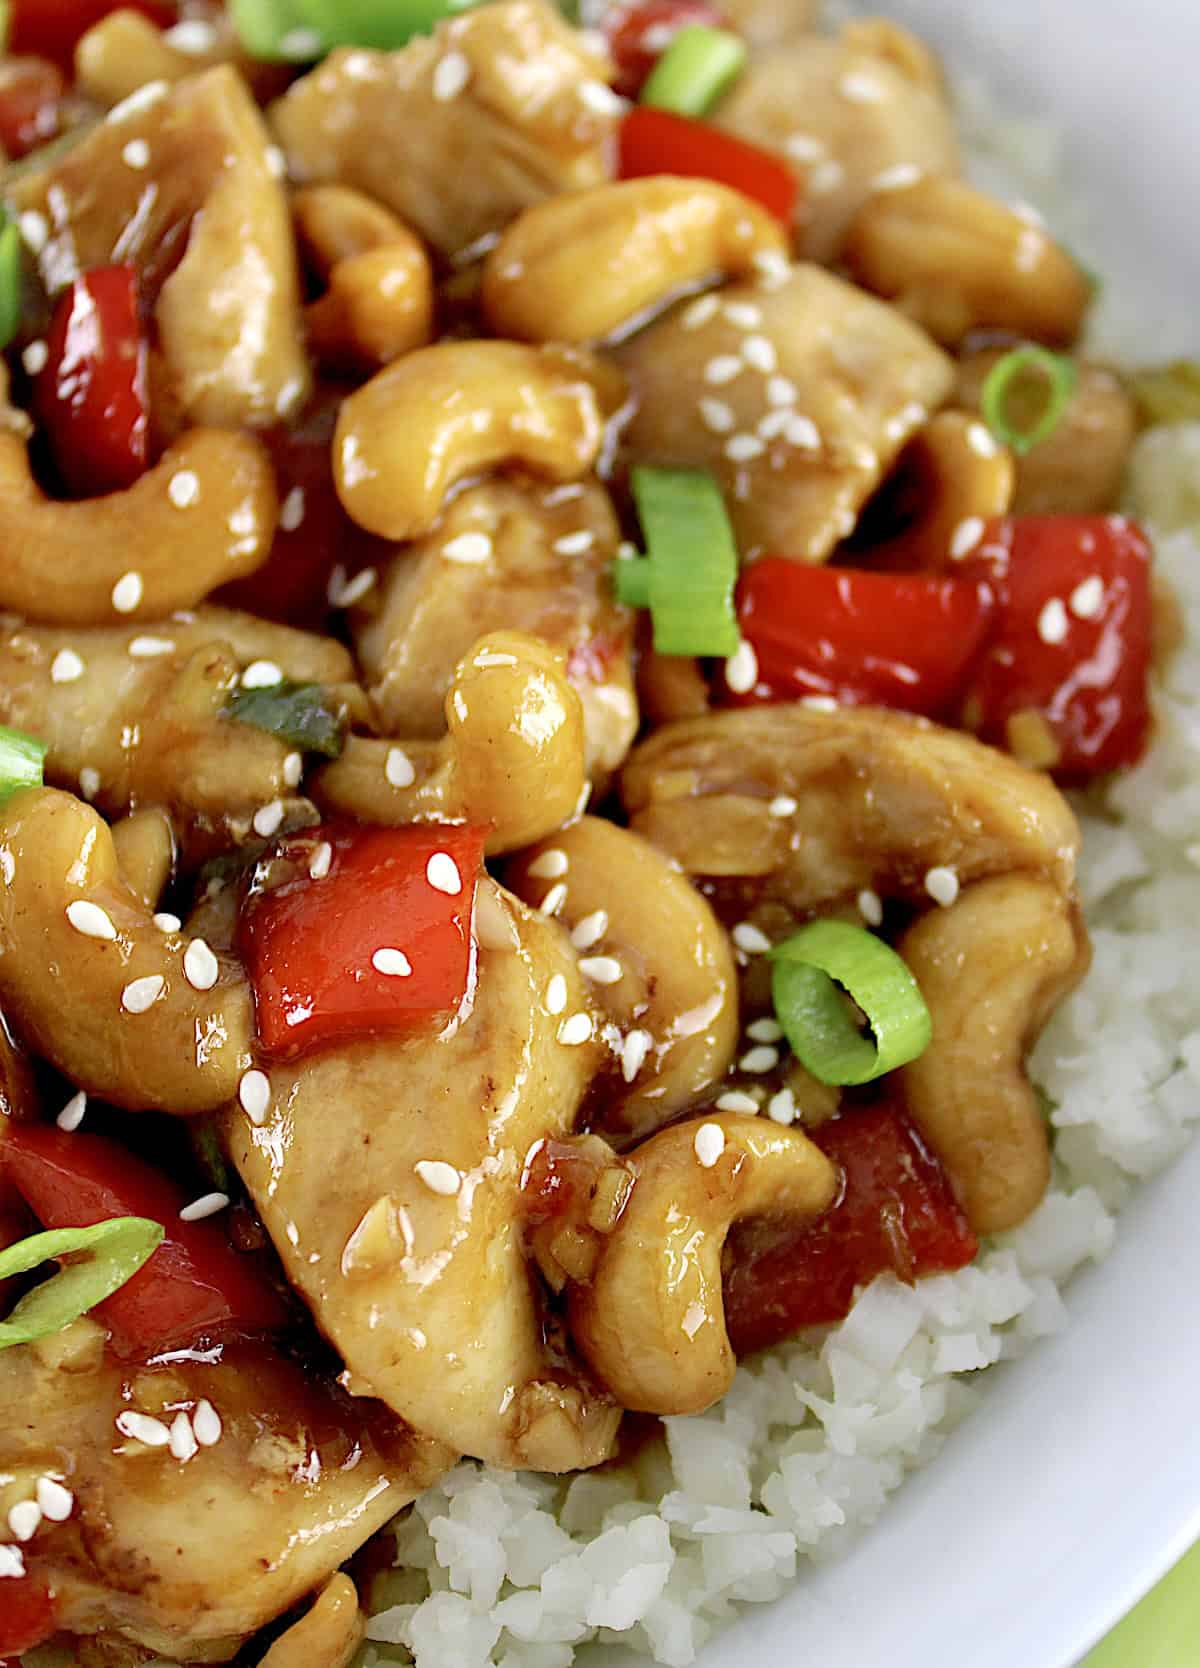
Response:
[597, 4, 1200, 1664]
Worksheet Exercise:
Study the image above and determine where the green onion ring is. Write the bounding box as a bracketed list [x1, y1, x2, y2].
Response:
[0, 1217, 164, 1352]
[613, 466, 742, 657]
[980, 345, 1078, 457]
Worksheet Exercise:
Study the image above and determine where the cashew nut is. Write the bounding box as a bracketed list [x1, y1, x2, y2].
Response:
[314, 631, 586, 855]
[860, 411, 1015, 570]
[481, 177, 789, 345]
[258, 1575, 364, 1668]
[75, 10, 226, 105]
[0, 428, 277, 626]
[637, 646, 711, 727]
[843, 177, 1092, 348]
[294, 186, 435, 372]
[111, 808, 175, 910]
[840, 17, 946, 93]
[333, 341, 625, 540]
[898, 874, 1090, 1233]
[0, 789, 254, 1113]
[568, 1115, 837, 1414]
[957, 350, 1137, 516]
[507, 817, 740, 1139]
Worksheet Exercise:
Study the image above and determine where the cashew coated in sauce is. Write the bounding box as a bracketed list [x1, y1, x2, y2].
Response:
[111, 807, 176, 910]
[315, 631, 587, 854]
[0, 789, 254, 1113]
[0, 428, 277, 625]
[333, 341, 625, 541]
[258, 1575, 364, 1668]
[898, 873, 1090, 1233]
[568, 1115, 837, 1414]
[481, 177, 789, 345]
[863, 410, 1015, 570]
[507, 817, 740, 1140]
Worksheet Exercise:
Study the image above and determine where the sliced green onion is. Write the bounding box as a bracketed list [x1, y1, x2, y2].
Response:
[0, 213, 23, 355]
[980, 345, 1078, 457]
[232, 0, 488, 56]
[229, 0, 327, 59]
[1127, 360, 1200, 430]
[639, 24, 748, 118]
[0, 725, 47, 809]
[614, 466, 741, 656]
[769, 920, 932, 1087]
[188, 1120, 234, 1197]
[0, 1218, 163, 1352]
[223, 680, 344, 758]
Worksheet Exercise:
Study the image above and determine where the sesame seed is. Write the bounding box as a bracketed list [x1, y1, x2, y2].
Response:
[811, 159, 846, 195]
[35, 1478, 73, 1521]
[966, 421, 998, 458]
[578, 78, 624, 114]
[741, 1044, 780, 1073]
[165, 18, 218, 51]
[553, 529, 595, 556]
[239, 1069, 271, 1126]
[67, 900, 117, 941]
[50, 647, 84, 684]
[840, 70, 885, 102]
[767, 1087, 797, 1124]
[950, 516, 985, 560]
[620, 1028, 652, 1082]
[745, 1019, 782, 1045]
[153, 912, 182, 933]
[7, 1501, 41, 1542]
[372, 947, 413, 978]
[179, 1192, 230, 1222]
[752, 249, 791, 287]
[557, 1012, 594, 1046]
[385, 746, 416, 789]
[168, 1410, 198, 1461]
[128, 635, 176, 658]
[168, 470, 200, 509]
[304, 841, 333, 882]
[704, 355, 744, 386]
[1037, 597, 1070, 645]
[21, 339, 47, 376]
[757, 409, 792, 441]
[693, 1122, 726, 1166]
[545, 973, 568, 1015]
[241, 660, 283, 689]
[279, 25, 322, 57]
[122, 974, 165, 1014]
[441, 531, 493, 565]
[784, 132, 825, 162]
[767, 376, 798, 407]
[579, 955, 622, 985]
[283, 752, 303, 788]
[1070, 575, 1105, 619]
[726, 433, 765, 463]
[426, 852, 462, 895]
[700, 397, 736, 434]
[724, 639, 759, 694]
[415, 1159, 461, 1196]
[732, 921, 771, 954]
[79, 768, 101, 800]
[107, 79, 167, 122]
[0, 1546, 24, 1577]
[723, 301, 763, 329]
[433, 49, 471, 99]
[183, 938, 219, 991]
[682, 294, 721, 330]
[741, 334, 777, 373]
[253, 800, 286, 838]
[111, 572, 144, 613]
[116, 1411, 171, 1448]
[872, 162, 923, 192]
[279, 486, 306, 531]
[800, 694, 838, 712]
[785, 414, 820, 450]
[925, 866, 960, 908]
[857, 888, 884, 926]
[540, 881, 568, 917]
[715, 1090, 759, 1114]
[18, 210, 48, 253]
[265, 144, 286, 178]
[327, 565, 377, 605]
[571, 910, 608, 949]
[192, 1399, 222, 1446]
[769, 794, 798, 816]
[56, 1090, 87, 1132]
[122, 137, 151, 169]
[528, 848, 568, 879]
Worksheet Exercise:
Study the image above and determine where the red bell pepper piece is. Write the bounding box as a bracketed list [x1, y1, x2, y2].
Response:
[239, 823, 486, 1059]
[618, 105, 798, 225]
[9, 0, 174, 69]
[724, 1101, 978, 1356]
[33, 265, 150, 500]
[729, 556, 995, 717]
[959, 515, 1153, 780]
[0, 1566, 56, 1657]
[605, 0, 729, 98]
[1, 1124, 288, 1359]
[0, 58, 64, 159]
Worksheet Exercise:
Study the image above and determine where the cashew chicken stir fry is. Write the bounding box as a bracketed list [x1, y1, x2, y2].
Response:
[0, 0, 1158, 1661]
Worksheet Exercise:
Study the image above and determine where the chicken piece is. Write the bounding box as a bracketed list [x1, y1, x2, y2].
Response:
[8, 67, 309, 428]
[612, 265, 954, 561]
[355, 477, 637, 784]
[225, 881, 621, 1473]
[0, 608, 359, 846]
[621, 704, 1082, 916]
[270, 0, 619, 262]
[0, 1326, 450, 1662]
[712, 25, 959, 261]
[720, 0, 821, 48]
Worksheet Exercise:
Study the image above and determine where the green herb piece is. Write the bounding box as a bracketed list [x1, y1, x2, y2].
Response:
[0, 1218, 164, 1352]
[0, 213, 23, 354]
[0, 725, 46, 809]
[614, 466, 741, 657]
[223, 680, 344, 759]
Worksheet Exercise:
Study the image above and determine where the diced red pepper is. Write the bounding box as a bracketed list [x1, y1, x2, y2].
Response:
[0, 58, 64, 159]
[605, 0, 728, 98]
[618, 106, 798, 226]
[239, 823, 486, 1059]
[33, 265, 149, 499]
[729, 556, 995, 717]
[958, 515, 1153, 780]
[1, 1124, 288, 1360]
[724, 1101, 978, 1356]
[9, 0, 174, 69]
[0, 1566, 56, 1657]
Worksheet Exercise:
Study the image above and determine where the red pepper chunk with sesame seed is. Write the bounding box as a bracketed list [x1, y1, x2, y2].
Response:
[958, 515, 1153, 781]
[239, 823, 487, 1058]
